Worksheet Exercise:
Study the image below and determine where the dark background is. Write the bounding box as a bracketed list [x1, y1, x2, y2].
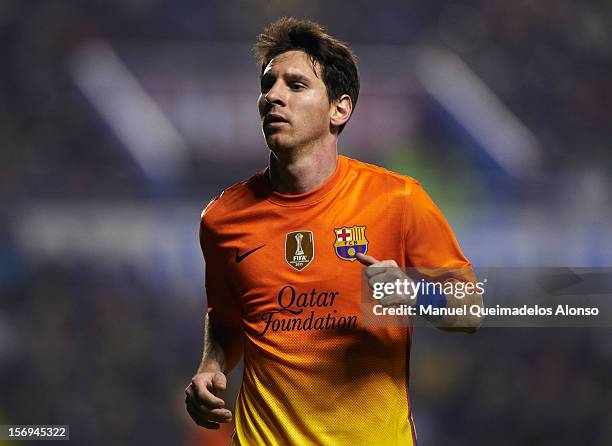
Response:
[1, 1, 611, 445]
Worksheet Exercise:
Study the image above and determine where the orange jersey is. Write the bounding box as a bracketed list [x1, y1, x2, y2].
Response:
[200, 155, 471, 445]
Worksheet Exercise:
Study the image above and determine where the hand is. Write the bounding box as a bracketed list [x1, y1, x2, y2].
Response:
[185, 371, 233, 429]
[356, 253, 415, 306]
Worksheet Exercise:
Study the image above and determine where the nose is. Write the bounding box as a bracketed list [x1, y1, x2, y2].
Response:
[264, 81, 286, 107]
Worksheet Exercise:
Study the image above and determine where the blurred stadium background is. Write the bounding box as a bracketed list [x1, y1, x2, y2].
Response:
[1, 1, 611, 445]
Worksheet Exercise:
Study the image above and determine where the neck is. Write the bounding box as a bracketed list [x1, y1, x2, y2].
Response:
[268, 138, 338, 195]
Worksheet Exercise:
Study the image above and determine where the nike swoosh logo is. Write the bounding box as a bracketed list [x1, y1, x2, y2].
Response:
[235, 245, 265, 263]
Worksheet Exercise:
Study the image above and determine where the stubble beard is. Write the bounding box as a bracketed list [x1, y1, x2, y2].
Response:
[264, 127, 300, 155]
[265, 125, 329, 160]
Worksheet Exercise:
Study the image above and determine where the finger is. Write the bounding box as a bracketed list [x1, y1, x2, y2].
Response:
[186, 404, 221, 429]
[188, 381, 225, 409]
[357, 254, 398, 269]
[186, 397, 232, 420]
[367, 268, 405, 288]
[365, 271, 393, 293]
[367, 268, 393, 286]
[364, 261, 400, 279]
[212, 372, 227, 393]
[381, 293, 408, 307]
[186, 399, 232, 425]
[185, 382, 196, 398]
[186, 398, 233, 423]
[374, 260, 399, 268]
[368, 275, 386, 290]
[356, 253, 379, 266]
[364, 266, 387, 279]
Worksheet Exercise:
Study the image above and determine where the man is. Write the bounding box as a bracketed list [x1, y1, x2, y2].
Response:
[185, 17, 483, 445]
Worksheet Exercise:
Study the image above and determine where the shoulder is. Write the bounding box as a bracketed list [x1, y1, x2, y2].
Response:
[342, 157, 437, 221]
[343, 156, 423, 197]
[200, 170, 266, 228]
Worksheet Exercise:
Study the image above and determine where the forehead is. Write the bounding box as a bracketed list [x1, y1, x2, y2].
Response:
[262, 50, 321, 79]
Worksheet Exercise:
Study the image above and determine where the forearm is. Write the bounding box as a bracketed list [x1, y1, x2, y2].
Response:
[197, 313, 242, 374]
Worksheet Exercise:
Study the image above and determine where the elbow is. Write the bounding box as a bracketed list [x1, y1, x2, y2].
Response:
[462, 323, 481, 334]
[438, 323, 481, 334]
[462, 308, 485, 333]
[463, 296, 485, 333]
[438, 312, 484, 334]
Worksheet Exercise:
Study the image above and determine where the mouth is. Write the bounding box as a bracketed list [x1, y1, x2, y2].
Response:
[263, 113, 289, 127]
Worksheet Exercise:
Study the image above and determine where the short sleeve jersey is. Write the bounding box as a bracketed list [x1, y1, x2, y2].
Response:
[200, 155, 471, 445]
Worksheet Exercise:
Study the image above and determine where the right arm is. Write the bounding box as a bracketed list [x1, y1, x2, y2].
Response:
[185, 312, 242, 429]
[197, 311, 243, 375]
[185, 205, 243, 429]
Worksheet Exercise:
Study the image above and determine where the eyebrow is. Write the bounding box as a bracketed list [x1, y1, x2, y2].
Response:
[284, 72, 311, 83]
[260, 71, 312, 84]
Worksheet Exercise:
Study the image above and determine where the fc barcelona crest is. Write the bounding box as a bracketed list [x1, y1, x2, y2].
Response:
[285, 231, 314, 271]
[333, 226, 368, 261]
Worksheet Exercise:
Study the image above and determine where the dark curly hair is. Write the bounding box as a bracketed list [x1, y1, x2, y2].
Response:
[254, 17, 359, 133]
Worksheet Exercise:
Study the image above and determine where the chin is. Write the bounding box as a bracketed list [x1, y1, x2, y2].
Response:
[265, 133, 294, 151]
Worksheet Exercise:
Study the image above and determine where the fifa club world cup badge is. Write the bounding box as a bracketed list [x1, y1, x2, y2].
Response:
[285, 231, 315, 271]
[333, 226, 368, 261]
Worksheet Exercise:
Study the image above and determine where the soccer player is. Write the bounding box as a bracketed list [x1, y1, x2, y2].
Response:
[185, 17, 484, 445]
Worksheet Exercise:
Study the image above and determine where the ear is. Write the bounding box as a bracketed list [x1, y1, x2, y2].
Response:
[330, 94, 353, 129]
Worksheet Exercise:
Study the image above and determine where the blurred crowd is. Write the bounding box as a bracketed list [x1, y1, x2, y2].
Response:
[1, 1, 611, 445]
[1, 1, 611, 198]
[0, 261, 201, 444]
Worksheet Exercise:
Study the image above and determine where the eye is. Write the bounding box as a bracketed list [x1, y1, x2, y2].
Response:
[290, 83, 306, 91]
[260, 78, 274, 93]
